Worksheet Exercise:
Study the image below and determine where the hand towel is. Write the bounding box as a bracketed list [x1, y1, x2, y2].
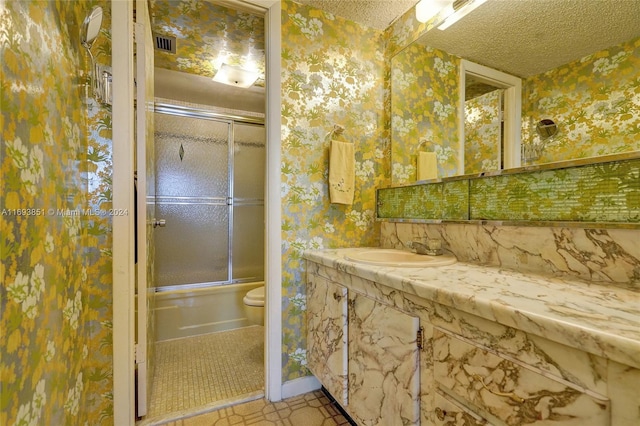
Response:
[417, 151, 438, 181]
[329, 140, 355, 205]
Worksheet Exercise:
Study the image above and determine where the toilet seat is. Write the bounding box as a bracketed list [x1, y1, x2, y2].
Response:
[243, 286, 265, 307]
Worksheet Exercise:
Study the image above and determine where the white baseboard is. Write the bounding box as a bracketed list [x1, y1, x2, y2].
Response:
[281, 375, 321, 399]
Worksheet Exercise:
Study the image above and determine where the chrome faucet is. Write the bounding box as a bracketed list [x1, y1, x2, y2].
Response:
[407, 240, 443, 256]
[407, 241, 429, 254]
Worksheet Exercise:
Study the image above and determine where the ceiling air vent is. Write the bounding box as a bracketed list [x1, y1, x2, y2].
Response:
[154, 33, 176, 54]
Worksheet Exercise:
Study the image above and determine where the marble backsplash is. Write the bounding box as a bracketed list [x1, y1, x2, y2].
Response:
[380, 222, 640, 290]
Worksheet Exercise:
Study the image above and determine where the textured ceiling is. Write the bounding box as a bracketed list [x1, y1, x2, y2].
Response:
[419, 0, 640, 77]
[295, 0, 419, 30]
[296, 0, 640, 77]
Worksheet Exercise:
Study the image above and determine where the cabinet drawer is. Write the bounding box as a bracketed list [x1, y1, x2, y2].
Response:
[434, 390, 491, 426]
[433, 328, 610, 425]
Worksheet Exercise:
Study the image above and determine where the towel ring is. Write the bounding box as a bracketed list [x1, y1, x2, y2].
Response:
[326, 124, 345, 138]
[417, 138, 432, 152]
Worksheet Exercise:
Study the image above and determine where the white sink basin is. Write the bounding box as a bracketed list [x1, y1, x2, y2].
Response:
[345, 249, 457, 267]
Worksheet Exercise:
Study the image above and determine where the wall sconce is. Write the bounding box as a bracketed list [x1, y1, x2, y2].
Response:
[415, 0, 454, 23]
[212, 64, 259, 88]
[437, 0, 487, 30]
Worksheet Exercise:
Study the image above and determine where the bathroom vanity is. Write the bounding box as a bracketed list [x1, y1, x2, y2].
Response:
[304, 248, 640, 425]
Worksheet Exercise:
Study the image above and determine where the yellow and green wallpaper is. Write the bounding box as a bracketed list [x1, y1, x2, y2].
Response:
[391, 44, 508, 182]
[522, 36, 640, 164]
[280, 0, 387, 380]
[391, 44, 460, 183]
[464, 89, 502, 174]
[1, 1, 113, 424]
[150, 0, 265, 86]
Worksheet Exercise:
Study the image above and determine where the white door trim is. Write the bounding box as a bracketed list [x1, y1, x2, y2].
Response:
[264, 0, 283, 402]
[458, 59, 522, 172]
[112, 1, 136, 424]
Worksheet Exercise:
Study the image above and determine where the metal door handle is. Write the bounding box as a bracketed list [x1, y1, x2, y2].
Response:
[153, 218, 166, 228]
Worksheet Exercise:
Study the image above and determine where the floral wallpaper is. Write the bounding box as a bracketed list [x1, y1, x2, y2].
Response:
[385, 1, 441, 59]
[280, 0, 387, 381]
[150, 0, 265, 86]
[391, 44, 460, 183]
[1, 1, 113, 425]
[522, 36, 640, 165]
[390, 45, 509, 182]
[464, 89, 502, 174]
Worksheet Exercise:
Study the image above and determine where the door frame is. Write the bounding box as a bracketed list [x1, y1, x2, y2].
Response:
[112, 1, 282, 423]
[112, 1, 136, 424]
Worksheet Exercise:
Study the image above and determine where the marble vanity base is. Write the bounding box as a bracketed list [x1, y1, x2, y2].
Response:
[304, 248, 640, 425]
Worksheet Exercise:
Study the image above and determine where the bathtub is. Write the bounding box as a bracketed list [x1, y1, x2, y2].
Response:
[153, 281, 264, 342]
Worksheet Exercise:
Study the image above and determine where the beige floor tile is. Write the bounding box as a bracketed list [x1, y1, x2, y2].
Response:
[144, 388, 352, 425]
[147, 326, 265, 420]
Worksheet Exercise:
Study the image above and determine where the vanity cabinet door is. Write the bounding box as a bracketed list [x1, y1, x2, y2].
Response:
[433, 328, 610, 425]
[306, 273, 348, 405]
[348, 292, 420, 425]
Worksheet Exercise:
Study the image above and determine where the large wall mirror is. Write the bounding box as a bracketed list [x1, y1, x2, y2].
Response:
[391, 0, 640, 185]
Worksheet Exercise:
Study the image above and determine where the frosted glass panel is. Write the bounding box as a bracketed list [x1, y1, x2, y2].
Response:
[155, 203, 229, 287]
[234, 123, 266, 199]
[153, 108, 265, 290]
[155, 113, 229, 197]
[232, 205, 264, 282]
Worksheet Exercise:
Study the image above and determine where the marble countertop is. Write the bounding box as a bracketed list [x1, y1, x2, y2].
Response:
[304, 247, 640, 369]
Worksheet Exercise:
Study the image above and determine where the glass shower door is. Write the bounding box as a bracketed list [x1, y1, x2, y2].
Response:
[231, 123, 265, 282]
[154, 113, 231, 288]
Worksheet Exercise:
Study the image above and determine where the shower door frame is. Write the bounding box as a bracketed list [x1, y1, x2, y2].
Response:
[153, 103, 265, 292]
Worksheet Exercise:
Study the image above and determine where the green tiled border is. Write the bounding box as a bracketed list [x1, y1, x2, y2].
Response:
[378, 180, 469, 220]
[377, 158, 640, 224]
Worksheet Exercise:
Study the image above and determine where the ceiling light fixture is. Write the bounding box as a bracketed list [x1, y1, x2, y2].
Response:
[212, 63, 259, 88]
[437, 0, 487, 30]
[415, 0, 453, 23]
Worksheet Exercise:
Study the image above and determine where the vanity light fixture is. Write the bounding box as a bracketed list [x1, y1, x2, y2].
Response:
[415, 0, 453, 23]
[437, 0, 487, 30]
[212, 63, 259, 88]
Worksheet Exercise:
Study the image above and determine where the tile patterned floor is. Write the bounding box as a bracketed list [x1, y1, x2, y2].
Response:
[145, 326, 265, 421]
[154, 390, 353, 426]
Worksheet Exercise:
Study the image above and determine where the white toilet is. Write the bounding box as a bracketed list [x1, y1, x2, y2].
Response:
[243, 286, 265, 326]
